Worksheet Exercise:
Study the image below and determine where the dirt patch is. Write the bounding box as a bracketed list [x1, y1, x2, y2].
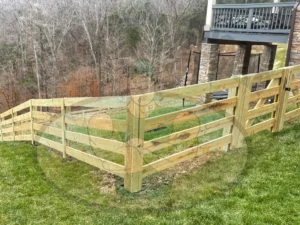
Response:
[99, 172, 117, 195]
[95, 151, 224, 194]
[141, 151, 223, 191]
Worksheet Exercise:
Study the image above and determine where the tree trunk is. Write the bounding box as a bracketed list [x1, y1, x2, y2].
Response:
[33, 42, 42, 99]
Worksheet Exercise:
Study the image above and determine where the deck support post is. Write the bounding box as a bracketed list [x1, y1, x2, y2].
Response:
[204, 0, 216, 31]
[199, 43, 219, 103]
[233, 44, 251, 75]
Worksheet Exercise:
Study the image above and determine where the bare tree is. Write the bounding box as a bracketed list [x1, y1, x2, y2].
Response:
[29, 0, 75, 97]
[74, 0, 109, 96]
[0, 0, 207, 108]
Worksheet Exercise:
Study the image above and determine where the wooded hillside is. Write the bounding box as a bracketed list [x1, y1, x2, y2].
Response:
[0, 0, 207, 111]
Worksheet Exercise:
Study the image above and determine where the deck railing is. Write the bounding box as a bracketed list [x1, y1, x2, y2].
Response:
[211, 2, 295, 33]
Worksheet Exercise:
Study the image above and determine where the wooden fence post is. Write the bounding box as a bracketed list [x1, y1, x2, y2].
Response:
[124, 95, 146, 192]
[223, 76, 239, 151]
[273, 69, 292, 132]
[30, 100, 34, 145]
[61, 98, 67, 158]
[0, 115, 2, 142]
[231, 75, 252, 149]
[12, 109, 16, 141]
[65, 104, 71, 147]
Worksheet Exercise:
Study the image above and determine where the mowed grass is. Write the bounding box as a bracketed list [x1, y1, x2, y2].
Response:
[274, 44, 287, 69]
[1, 121, 300, 224]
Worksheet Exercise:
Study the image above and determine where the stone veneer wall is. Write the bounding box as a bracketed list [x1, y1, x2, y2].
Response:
[289, 5, 300, 66]
[199, 43, 219, 84]
[259, 45, 277, 72]
[199, 43, 219, 103]
[257, 45, 277, 89]
[232, 45, 251, 75]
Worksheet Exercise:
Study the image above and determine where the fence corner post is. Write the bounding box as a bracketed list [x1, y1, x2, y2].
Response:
[231, 75, 251, 149]
[61, 98, 67, 158]
[273, 69, 292, 132]
[124, 95, 147, 192]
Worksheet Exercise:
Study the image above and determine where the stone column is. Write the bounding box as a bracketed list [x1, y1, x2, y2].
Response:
[288, 5, 300, 66]
[199, 43, 219, 83]
[232, 44, 252, 75]
[259, 45, 277, 72]
[199, 43, 219, 103]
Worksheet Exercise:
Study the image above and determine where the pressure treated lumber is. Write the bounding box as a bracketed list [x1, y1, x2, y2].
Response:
[13, 112, 31, 123]
[222, 79, 238, 151]
[66, 146, 125, 177]
[14, 135, 31, 141]
[32, 98, 62, 107]
[287, 94, 300, 105]
[33, 123, 62, 137]
[246, 78, 280, 128]
[142, 134, 232, 178]
[0, 117, 2, 141]
[143, 116, 234, 154]
[65, 131, 126, 155]
[61, 99, 66, 158]
[247, 68, 284, 83]
[12, 100, 30, 113]
[285, 108, 300, 121]
[231, 75, 252, 149]
[34, 135, 63, 153]
[124, 96, 147, 192]
[246, 119, 275, 135]
[64, 96, 129, 108]
[140, 77, 239, 102]
[65, 114, 126, 132]
[14, 122, 31, 132]
[145, 97, 237, 131]
[32, 111, 62, 122]
[273, 70, 292, 132]
[248, 86, 279, 102]
[1, 127, 13, 134]
[247, 103, 278, 120]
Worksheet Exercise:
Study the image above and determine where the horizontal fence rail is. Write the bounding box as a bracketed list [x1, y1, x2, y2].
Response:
[212, 2, 294, 33]
[1, 65, 300, 192]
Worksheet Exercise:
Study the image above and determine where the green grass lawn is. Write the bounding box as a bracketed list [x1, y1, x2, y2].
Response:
[274, 44, 287, 69]
[1, 121, 300, 224]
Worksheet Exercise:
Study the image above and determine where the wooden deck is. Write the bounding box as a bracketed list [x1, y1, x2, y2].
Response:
[204, 2, 295, 44]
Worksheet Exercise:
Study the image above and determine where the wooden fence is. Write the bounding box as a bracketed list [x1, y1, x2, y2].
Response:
[1, 65, 300, 192]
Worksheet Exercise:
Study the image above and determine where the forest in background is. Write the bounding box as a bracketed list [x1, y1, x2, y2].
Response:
[0, 0, 291, 112]
[0, 0, 207, 111]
